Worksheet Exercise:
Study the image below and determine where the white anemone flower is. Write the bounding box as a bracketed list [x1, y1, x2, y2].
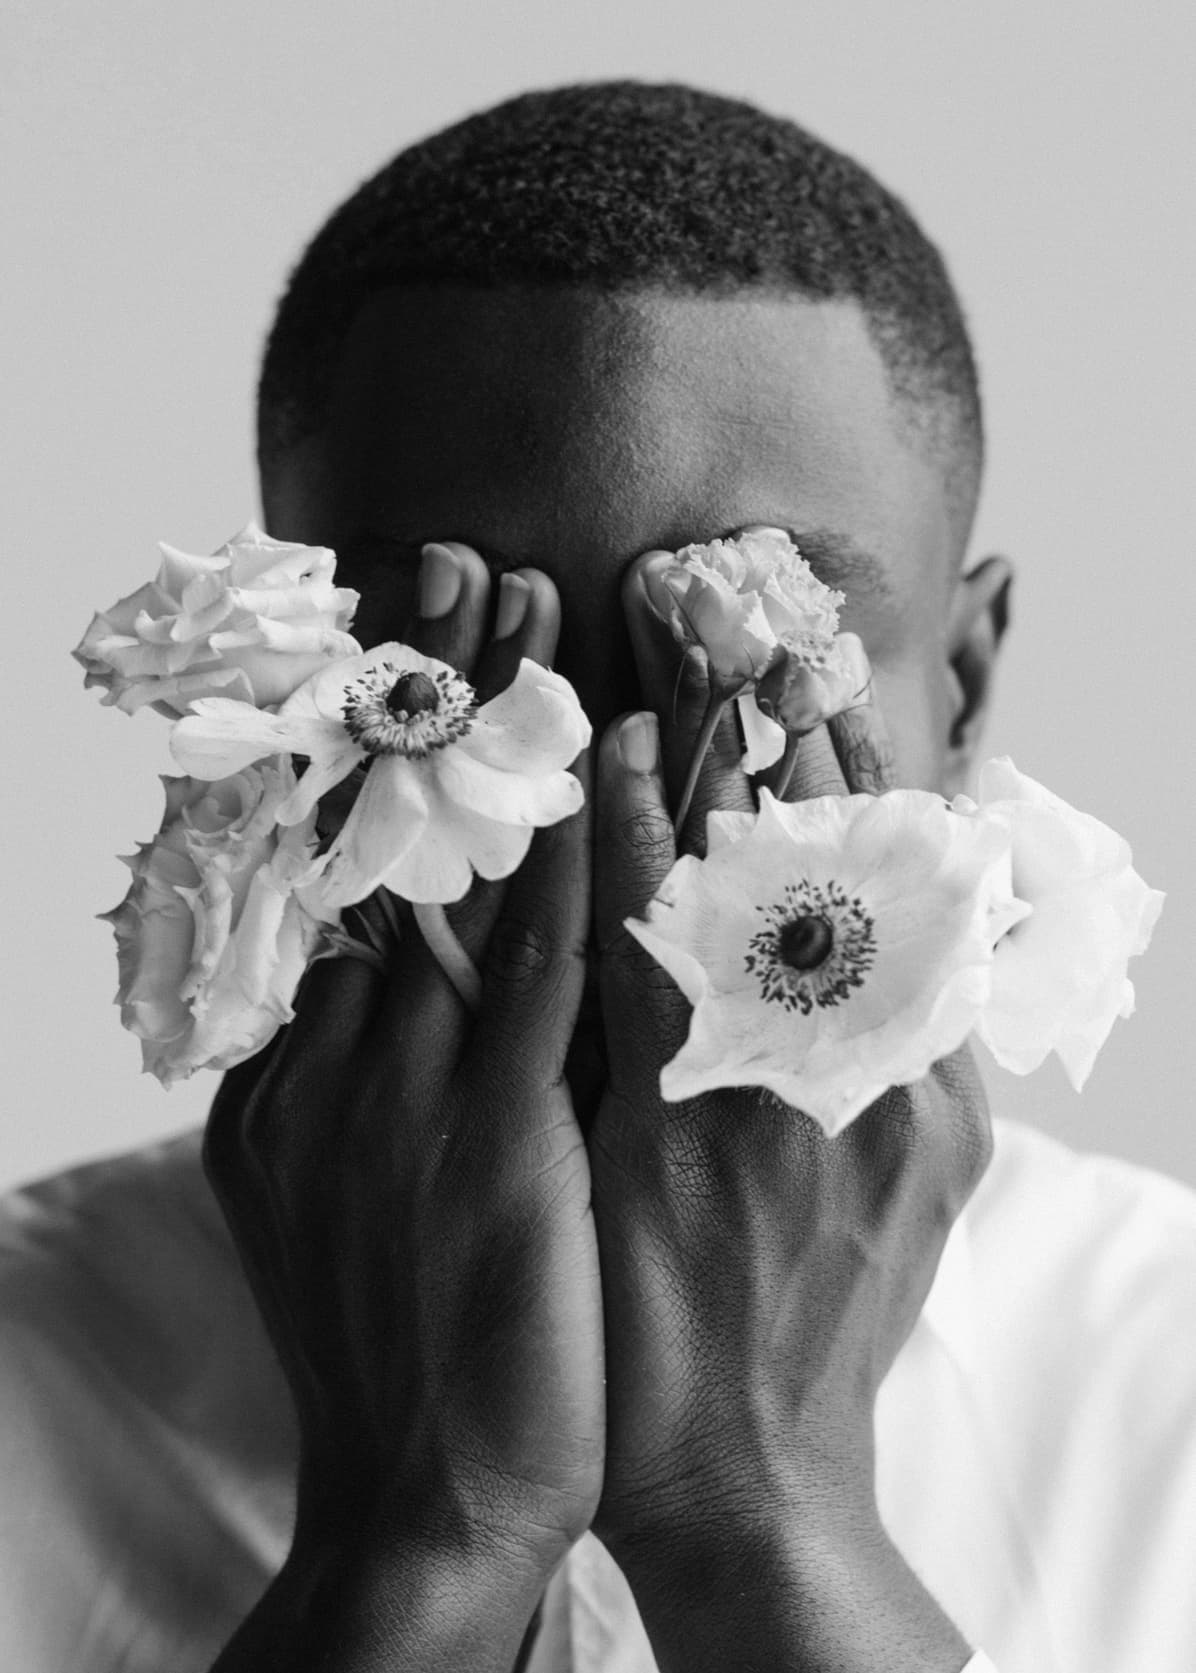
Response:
[625, 789, 1026, 1135]
[956, 759, 1164, 1089]
[170, 644, 591, 907]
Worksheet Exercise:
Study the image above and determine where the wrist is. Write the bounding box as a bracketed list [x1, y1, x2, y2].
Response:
[613, 1504, 970, 1673]
[215, 1513, 555, 1673]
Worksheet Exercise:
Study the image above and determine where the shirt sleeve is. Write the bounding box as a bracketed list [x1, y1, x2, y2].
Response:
[960, 1654, 998, 1672]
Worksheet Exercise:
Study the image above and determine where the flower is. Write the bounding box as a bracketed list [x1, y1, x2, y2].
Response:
[170, 644, 592, 907]
[739, 632, 873, 773]
[624, 789, 1025, 1134]
[645, 528, 844, 689]
[956, 759, 1164, 1089]
[74, 521, 361, 717]
[102, 760, 332, 1085]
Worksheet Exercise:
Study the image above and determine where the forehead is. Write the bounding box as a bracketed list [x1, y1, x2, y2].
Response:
[292, 287, 953, 696]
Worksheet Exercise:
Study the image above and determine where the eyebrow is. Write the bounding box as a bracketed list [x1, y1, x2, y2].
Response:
[788, 529, 894, 604]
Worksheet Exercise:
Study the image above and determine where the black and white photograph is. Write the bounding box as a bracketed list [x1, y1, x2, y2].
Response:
[4, 3, 1193, 1668]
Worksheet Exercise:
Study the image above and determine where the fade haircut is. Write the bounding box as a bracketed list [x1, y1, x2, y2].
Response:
[258, 81, 983, 527]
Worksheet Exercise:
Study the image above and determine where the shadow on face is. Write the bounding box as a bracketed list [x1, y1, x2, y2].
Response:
[263, 286, 967, 790]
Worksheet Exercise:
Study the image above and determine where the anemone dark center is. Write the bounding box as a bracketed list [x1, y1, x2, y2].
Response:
[386, 671, 440, 719]
[776, 914, 834, 971]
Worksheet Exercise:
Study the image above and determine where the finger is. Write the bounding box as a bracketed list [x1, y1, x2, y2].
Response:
[440, 569, 566, 967]
[377, 563, 564, 1062]
[406, 541, 492, 677]
[472, 568, 562, 702]
[623, 552, 753, 853]
[595, 712, 692, 1073]
[464, 749, 592, 1091]
[828, 693, 897, 796]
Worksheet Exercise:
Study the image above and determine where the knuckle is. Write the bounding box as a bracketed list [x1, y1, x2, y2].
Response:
[834, 723, 895, 796]
[488, 915, 556, 987]
[616, 806, 675, 861]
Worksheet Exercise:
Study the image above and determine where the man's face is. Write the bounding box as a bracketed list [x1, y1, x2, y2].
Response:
[266, 286, 968, 790]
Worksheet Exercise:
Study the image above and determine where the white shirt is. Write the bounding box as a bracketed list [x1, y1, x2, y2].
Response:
[0, 1116, 1194, 1672]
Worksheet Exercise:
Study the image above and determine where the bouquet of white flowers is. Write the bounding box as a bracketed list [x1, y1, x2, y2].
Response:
[78, 523, 1161, 1124]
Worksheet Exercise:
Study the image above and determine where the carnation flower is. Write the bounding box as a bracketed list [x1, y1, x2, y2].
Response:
[646, 527, 844, 687]
[170, 644, 591, 908]
[102, 760, 332, 1085]
[957, 759, 1164, 1089]
[74, 521, 361, 717]
[740, 631, 872, 773]
[625, 790, 1025, 1134]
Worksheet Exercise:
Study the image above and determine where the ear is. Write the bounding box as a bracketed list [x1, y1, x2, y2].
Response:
[941, 554, 1013, 796]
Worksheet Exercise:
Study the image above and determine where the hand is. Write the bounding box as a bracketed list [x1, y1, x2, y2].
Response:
[206, 547, 602, 1672]
[587, 548, 985, 1671]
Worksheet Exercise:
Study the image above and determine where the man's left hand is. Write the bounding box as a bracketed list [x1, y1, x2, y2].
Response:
[587, 550, 987, 1672]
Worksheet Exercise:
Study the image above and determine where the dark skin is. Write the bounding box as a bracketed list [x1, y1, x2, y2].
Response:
[209, 287, 1012, 1670]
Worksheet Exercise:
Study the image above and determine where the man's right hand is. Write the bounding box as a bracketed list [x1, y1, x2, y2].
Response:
[206, 543, 602, 1673]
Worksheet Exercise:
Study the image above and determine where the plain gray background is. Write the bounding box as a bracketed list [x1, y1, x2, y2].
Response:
[4, 0, 1192, 1191]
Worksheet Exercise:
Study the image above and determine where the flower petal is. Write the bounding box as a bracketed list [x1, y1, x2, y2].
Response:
[433, 745, 585, 827]
[469, 660, 592, 775]
[317, 757, 429, 910]
[626, 787, 1012, 1133]
[171, 700, 352, 780]
[737, 692, 786, 773]
[382, 798, 533, 904]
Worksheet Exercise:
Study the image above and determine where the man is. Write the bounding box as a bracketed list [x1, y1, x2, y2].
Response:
[3, 81, 1194, 1672]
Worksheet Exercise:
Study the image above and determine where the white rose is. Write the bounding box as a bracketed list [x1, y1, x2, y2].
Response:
[74, 521, 361, 717]
[958, 759, 1164, 1089]
[645, 528, 844, 687]
[102, 760, 333, 1084]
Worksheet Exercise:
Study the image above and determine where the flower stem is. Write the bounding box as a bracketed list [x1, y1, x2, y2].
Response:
[772, 731, 804, 801]
[674, 687, 731, 836]
[413, 901, 482, 1013]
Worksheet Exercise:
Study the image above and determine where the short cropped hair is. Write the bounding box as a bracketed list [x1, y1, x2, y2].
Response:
[258, 81, 982, 517]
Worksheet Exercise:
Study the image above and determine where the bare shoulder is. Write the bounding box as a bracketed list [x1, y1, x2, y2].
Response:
[0, 1134, 295, 1673]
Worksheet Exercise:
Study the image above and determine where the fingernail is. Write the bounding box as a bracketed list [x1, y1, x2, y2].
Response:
[618, 712, 659, 773]
[419, 543, 462, 619]
[494, 573, 531, 638]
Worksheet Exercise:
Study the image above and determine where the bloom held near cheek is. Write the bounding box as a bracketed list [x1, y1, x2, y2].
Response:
[646, 527, 844, 687]
[102, 760, 334, 1085]
[626, 789, 1025, 1135]
[955, 759, 1164, 1089]
[170, 643, 591, 908]
[73, 522, 361, 717]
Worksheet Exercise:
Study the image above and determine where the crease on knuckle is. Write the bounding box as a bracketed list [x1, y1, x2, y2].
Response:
[835, 727, 895, 795]
[614, 806, 674, 861]
[488, 915, 556, 988]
